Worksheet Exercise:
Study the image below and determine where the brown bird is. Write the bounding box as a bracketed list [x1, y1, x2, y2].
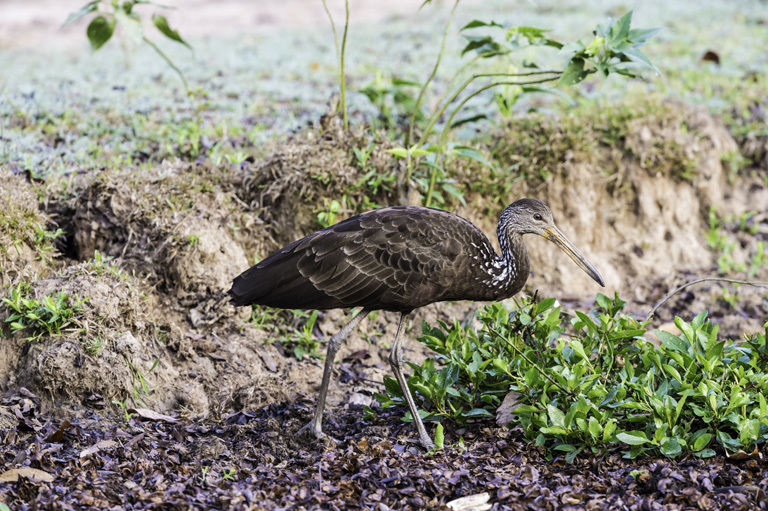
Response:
[228, 198, 604, 449]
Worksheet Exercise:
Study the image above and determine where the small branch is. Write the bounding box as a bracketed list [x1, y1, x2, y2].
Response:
[321, 0, 341, 61]
[438, 76, 560, 148]
[340, 0, 350, 130]
[407, 0, 460, 148]
[489, 326, 572, 396]
[142, 36, 188, 91]
[644, 277, 768, 323]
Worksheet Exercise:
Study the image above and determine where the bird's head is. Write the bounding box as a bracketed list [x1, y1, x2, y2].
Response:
[501, 198, 605, 287]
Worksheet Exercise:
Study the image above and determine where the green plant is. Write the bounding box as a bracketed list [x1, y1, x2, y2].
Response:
[112, 395, 135, 422]
[292, 310, 322, 361]
[125, 356, 160, 404]
[187, 234, 201, 247]
[321, 0, 350, 129]
[81, 337, 104, 355]
[379, 294, 768, 461]
[65, 0, 192, 90]
[316, 198, 346, 229]
[706, 207, 745, 274]
[380, 8, 659, 207]
[2, 283, 87, 341]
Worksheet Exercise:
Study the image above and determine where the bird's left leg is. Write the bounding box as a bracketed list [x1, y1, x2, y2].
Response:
[299, 308, 370, 441]
[388, 312, 436, 450]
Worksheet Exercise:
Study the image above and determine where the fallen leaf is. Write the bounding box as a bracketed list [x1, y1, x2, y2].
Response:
[496, 391, 523, 426]
[447, 492, 492, 511]
[259, 350, 278, 372]
[45, 420, 72, 443]
[80, 439, 119, 458]
[0, 467, 54, 483]
[726, 446, 762, 462]
[127, 407, 180, 423]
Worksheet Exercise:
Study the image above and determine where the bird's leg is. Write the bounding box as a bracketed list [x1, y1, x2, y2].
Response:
[389, 312, 436, 450]
[299, 309, 370, 442]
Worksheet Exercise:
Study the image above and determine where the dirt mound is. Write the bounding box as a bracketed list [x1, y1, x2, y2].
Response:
[1, 257, 158, 408]
[0, 168, 60, 286]
[59, 161, 248, 301]
[237, 124, 400, 254]
[0, 253, 293, 417]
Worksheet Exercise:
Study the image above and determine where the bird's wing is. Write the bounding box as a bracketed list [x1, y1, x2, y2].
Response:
[294, 206, 472, 309]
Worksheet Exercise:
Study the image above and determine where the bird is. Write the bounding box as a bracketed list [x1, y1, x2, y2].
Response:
[228, 198, 604, 450]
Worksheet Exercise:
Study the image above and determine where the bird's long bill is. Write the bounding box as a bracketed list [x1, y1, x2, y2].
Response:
[542, 226, 605, 287]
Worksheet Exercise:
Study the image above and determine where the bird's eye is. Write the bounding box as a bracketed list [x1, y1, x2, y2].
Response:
[534, 213, 542, 221]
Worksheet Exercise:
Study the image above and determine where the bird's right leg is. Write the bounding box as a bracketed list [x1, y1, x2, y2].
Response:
[299, 308, 370, 441]
[389, 312, 436, 450]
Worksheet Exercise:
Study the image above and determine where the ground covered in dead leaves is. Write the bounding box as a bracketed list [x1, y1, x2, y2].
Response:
[2, 387, 767, 510]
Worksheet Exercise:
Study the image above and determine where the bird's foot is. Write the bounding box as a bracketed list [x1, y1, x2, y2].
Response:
[297, 421, 341, 445]
[419, 437, 437, 451]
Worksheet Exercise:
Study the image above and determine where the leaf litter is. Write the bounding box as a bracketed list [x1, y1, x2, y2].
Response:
[2, 386, 767, 510]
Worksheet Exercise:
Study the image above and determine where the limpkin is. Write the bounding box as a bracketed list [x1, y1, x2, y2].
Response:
[228, 198, 604, 449]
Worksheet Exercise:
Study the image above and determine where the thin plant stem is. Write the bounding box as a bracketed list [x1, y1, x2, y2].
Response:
[644, 277, 768, 323]
[142, 36, 188, 91]
[421, 75, 560, 206]
[321, 0, 344, 123]
[321, 0, 341, 61]
[340, 0, 350, 130]
[407, 0, 460, 148]
[489, 326, 573, 396]
[439, 76, 560, 148]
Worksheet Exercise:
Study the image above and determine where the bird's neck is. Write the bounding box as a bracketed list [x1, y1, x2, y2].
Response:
[490, 228, 530, 298]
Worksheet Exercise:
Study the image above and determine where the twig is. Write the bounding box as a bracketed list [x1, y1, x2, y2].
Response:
[488, 326, 572, 395]
[406, 0, 461, 148]
[645, 277, 768, 323]
[339, 0, 350, 130]
[142, 36, 188, 91]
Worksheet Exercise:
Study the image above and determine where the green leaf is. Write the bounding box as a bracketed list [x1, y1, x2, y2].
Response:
[588, 417, 602, 440]
[693, 433, 712, 451]
[152, 14, 192, 49]
[695, 448, 717, 458]
[570, 340, 590, 362]
[461, 35, 504, 57]
[654, 330, 690, 353]
[609, 11, 633, 45]
[465, 408, 494, 418]
[660, 436, 682, 457]
[387, 148, 409, 159]
[674, 317, 696, 345]
[461, 19, 504, 31]
[413, 383, 433, 400]
[547, 404, 566, 429]
[616, 431, 652, 445]
[628, 27, 662, 43]
[541, 426, 568, 435]
[86, 16, 116, 50]
[63, 1, 100, 26]
[383, 377, 403, 398]
[450, 114, 488, 129]
[434, 422, 444, 449]
[558, 57, 591, 86]
[621, 47, 660, 74]
[512, 405, 540, 414]
[739, 418, 760, 445]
